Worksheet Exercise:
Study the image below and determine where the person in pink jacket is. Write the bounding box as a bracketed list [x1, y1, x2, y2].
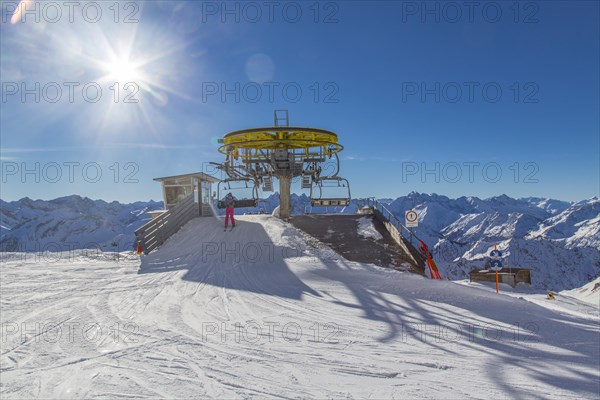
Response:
[224, 192, 236, 230]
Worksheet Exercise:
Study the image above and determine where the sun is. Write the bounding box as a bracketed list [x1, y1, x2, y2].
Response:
[106, 58, 141, 83]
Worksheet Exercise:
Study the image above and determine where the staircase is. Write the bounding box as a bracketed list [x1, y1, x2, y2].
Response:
[201, 203, 215, 217]
[135, 194, 199, 255]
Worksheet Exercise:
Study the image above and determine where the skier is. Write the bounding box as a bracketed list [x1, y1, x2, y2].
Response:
[224, 192, 236, 230]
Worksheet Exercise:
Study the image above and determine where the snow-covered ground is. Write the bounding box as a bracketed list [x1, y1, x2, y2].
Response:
[561, 277, 600, 306]
[1, 216, 599, 398]
[456, 280, 599, 322]
[356, 216, 384, 240]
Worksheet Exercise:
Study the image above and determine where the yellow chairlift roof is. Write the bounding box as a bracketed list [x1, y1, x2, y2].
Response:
[218, 126, 343, 154]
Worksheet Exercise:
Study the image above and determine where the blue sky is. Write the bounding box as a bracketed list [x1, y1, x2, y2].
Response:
[1, 1, 598, 203]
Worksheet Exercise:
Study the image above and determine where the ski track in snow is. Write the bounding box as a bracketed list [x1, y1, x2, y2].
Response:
[1, 215, 598, 399]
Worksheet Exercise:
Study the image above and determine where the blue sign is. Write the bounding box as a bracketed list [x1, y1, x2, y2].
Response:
[490, 260, 503, 271]
[490, 249, 502, 259]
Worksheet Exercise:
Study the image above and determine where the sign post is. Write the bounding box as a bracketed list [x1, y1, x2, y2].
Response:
[405, 209, 419, 244]
[489, 245, 503, 294]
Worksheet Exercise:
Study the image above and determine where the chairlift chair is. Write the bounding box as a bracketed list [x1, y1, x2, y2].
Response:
[216, 178, 260, 209]
[309, 176, 351, 207]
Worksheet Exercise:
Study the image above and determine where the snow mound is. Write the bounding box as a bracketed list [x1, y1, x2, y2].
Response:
[561, 277, 600, 306]
[356, 216, 383, 240]
[271, 205, 280, 217]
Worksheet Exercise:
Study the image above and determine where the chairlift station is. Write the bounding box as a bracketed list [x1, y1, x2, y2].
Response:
[138, 111, 432, 278]
[212, 110, 351, 219]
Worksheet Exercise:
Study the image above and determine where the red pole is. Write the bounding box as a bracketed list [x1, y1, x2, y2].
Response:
[495, 271, 499, 294]
[494, 245, 499, 292]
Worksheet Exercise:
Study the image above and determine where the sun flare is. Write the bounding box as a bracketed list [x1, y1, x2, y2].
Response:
[106, 58, 141, 83]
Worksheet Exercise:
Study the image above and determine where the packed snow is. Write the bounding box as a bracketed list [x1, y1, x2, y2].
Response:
[356, 216, 384, 240]
[1, 215, 598, 399]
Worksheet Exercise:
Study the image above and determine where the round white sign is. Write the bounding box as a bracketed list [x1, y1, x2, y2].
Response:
[405, 210, 418, 227]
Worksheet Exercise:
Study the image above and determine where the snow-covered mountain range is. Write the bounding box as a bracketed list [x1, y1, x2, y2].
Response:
[0, 196, 163, 252]
[1, 193, 598, 290]
[381, 193, 600, 291]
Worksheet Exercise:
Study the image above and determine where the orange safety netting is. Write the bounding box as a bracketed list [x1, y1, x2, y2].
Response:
[418, 240, 442, 280]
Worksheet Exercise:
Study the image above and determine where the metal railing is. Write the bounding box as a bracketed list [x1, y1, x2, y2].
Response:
[359, 197, 429, 273]
[362, 197, 419, 242]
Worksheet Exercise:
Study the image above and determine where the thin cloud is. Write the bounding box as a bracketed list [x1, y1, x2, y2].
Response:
[1, 144, 199, 153]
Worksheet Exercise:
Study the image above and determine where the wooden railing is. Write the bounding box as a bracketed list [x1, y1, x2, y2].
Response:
[135, 194, 198, 254]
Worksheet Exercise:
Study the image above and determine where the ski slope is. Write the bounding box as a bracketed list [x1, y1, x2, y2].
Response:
[1, 216, 599, 399]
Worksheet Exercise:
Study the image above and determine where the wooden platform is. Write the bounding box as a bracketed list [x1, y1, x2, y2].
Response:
[469, 268, 532, 287]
